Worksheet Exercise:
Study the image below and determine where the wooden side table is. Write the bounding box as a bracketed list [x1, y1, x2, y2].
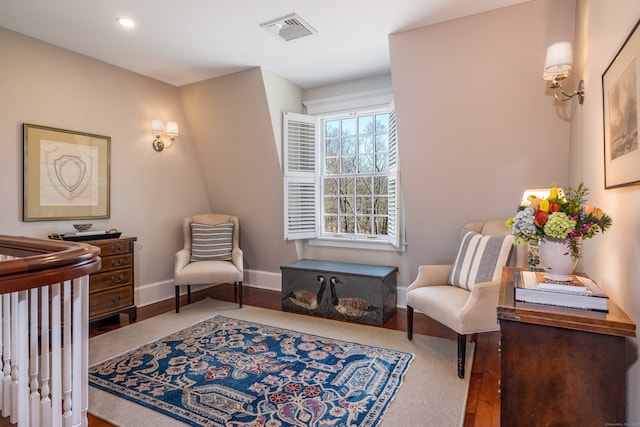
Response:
[86, 236, 137, 322]
[497, 267, 636, 427]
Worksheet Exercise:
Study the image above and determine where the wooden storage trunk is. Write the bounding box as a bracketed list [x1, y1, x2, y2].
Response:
[280, 259, 398, 325]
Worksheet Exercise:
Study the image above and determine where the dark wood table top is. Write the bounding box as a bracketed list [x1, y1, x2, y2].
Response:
[498, 267, 636, 338]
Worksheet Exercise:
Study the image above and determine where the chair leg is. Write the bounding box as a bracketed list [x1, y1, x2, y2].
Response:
[175, 285, 180, 313]
[457, 334, 467, 379]
[407, 305, 414, 340]
[187, 285, 192, 304]
[236, 282, 243, 308]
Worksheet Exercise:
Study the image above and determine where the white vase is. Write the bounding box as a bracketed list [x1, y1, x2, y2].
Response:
[538, 237, 579, 282]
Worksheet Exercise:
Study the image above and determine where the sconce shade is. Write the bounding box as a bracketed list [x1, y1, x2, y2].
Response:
[151, 119, 164, 134]
[151, 118, 179, 152]
[166, 121, 179, 136]
[519, 188, 565, 207]
[543, 42, 573, 80]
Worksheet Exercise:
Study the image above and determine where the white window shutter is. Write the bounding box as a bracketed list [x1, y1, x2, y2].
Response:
[388, 103, 398, 172]
[283, 112, 318, 240]
[387, 104, 400, 247]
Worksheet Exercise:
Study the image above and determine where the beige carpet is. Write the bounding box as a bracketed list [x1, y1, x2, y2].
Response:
[89, 298, 473, 427]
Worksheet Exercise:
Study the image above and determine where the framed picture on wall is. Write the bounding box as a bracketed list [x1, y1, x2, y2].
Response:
[23, 123, 111, 221]
[602, 18, 640, 189]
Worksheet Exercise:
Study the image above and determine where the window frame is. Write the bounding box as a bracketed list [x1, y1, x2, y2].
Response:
[283, 93, 401, 250]
[318, 108, 393, 240]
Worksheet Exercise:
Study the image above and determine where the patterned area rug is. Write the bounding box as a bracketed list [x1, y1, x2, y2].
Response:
[89, 315, 413, 426]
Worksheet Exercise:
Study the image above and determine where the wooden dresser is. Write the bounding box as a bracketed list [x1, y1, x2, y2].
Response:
[86, 236, 137, 323]
[497, 267, 636, 427]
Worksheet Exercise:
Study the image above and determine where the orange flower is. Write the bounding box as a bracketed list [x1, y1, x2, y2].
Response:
[586, 206, 604, 220]
[527, 196, 541, 210]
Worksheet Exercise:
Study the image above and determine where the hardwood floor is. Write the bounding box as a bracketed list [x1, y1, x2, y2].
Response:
[85, 284, 500, 426]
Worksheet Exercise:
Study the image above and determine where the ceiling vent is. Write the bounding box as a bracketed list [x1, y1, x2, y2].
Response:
[260, 13, 317, 42]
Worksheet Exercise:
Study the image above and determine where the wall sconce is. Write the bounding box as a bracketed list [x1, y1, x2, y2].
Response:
[151, 119, 179, 152]
[543, 42, 585, 104]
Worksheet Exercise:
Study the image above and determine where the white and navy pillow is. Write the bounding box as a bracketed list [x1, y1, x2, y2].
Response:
[448, 230, 514, 290]
[190, 222, 234, 262]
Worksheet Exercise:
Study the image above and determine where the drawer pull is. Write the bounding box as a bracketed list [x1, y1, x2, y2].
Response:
[111, 296, 122, 303]
[110, 258, 125, 267]
[111, 274, 125, 284]
[110, 245, 125, 253]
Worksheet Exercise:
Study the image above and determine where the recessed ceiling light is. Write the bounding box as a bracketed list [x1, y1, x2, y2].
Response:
[116, 17, 135, 28]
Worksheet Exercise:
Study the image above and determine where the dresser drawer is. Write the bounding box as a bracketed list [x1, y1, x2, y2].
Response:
[100, 253, 133, 272]
[85, 236, 137, 323]
[93, 240, 132, 256]
[90, 287, 134, 318]
[90, 268, 133, 293]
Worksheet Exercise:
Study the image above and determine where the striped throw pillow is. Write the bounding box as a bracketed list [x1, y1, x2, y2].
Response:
[190, 222, 234, 262]
[448, 230, 514, 290]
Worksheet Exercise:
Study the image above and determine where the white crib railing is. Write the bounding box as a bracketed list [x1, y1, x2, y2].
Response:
[0, 236, 100, 427]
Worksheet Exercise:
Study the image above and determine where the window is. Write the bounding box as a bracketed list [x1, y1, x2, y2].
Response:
[322, 111, 391, 236]
[284, 103, 400, 247]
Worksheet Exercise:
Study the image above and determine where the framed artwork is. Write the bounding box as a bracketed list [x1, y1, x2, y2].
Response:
[602, 18, 640, 189]
[23, 123, 110, 221]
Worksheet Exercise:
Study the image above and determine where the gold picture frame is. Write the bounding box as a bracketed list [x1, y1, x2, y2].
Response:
[23, 123, 110, 221]
[603, 18, 640, 189]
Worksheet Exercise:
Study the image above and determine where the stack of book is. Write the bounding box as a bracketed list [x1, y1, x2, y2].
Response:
[515, 271, 609, 312]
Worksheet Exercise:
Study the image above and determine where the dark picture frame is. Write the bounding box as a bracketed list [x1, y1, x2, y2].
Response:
[603, 18, 640, 189]
[23, 123, 110, 221]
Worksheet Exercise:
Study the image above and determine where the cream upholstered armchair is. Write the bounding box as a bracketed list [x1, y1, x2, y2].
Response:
[406, 220, 526, 378]
[174, 213, 243, 313]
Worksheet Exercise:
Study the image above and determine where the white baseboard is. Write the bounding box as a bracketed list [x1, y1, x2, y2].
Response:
[135, 268, 407, 309]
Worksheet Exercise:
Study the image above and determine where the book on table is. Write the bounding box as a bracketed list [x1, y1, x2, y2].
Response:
[515, 271, 609, 312]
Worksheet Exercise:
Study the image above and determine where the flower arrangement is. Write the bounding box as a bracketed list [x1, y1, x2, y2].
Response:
[506, 183, 612, 259]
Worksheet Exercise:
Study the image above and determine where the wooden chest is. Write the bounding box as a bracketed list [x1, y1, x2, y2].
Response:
[86, 236, 137, 323]
[280, 259, 398, 325]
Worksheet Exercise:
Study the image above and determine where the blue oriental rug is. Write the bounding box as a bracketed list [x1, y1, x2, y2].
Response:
[89, 315, 413, 426]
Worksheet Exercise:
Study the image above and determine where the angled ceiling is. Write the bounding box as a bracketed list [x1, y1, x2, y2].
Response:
[0, 0, 530, 88]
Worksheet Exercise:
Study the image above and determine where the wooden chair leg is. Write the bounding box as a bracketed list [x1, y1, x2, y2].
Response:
[407, 305, 414, 340]
[457, 333, 467, 379]
[175, 285, 180, 313]
[187, 285, 192, 304]
[236, 282, 243, 308]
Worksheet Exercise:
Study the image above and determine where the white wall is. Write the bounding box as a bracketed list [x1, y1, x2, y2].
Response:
[571, 1, 640, 422]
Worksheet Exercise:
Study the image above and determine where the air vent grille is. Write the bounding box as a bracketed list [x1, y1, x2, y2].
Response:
[260, 13, 317, 42]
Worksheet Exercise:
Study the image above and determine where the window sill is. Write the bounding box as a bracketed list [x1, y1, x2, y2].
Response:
[308, 237, 406, 252]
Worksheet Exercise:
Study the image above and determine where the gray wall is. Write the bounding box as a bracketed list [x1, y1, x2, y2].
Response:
[0, 27, 212, 306]
[389, 0, 574, 275]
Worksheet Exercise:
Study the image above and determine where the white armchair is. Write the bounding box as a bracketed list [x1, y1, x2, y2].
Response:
[406, 220, 526, 378]
[174, 213, 243, 313]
